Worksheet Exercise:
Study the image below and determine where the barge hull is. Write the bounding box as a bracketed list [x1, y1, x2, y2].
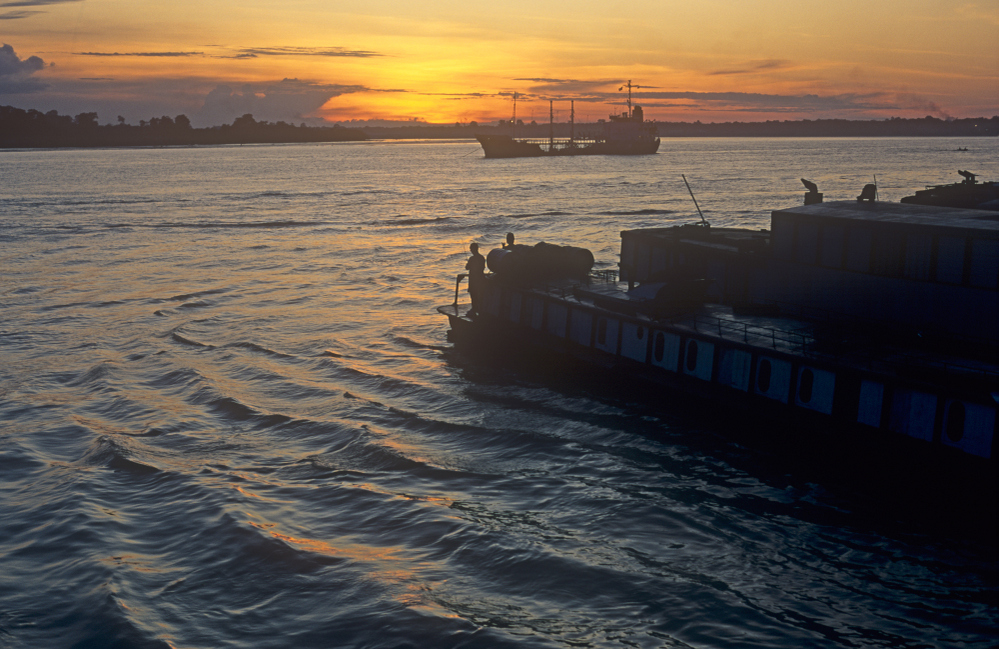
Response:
[476, 135, 661, 158]
[439, 274, 997, 465]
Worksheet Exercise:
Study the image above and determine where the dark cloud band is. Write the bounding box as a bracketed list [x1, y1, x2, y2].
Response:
[708, 59, 793, 76]
[235, 47, 382, 58]
[76, 51, 204, 57]
[0, 0, 82, 6]
[0, 9, 42, 17]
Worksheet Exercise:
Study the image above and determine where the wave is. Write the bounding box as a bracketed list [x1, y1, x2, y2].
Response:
[108, 220, 334, 229]
[366, 216, 453, 227]
[223, 341, 294, 359]
[170, 332, 213, 348]
[185, 378, 296, 429]
[167, 288, 226, 302]
[177, 300, 213, 310]
[505, 210, 573, 219]
[392, 336, 450, 352]
[240, 189, 338, 200]
[599, 208, 675, 216]
[41, 300, 95, 312]
[309, 432, 433, 474]
[34, 220, 336, 232]
[28, 197, 162, 208]
[72, 415, 167, 439]
[77, 435, 160, 475]
[145, 367, 203, 391]
[64, 361, 117, 388]
[338, 189, 394, 197]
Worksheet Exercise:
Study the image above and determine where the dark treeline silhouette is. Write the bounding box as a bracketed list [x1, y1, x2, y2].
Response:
[3, 106, 996, 148]
[658, 116, 999, 137]
[363, 115, 999, 140]
[0, 107, 367, 148]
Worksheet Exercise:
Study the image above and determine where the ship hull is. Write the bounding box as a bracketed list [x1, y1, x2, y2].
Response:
[476, 134, 660, 159]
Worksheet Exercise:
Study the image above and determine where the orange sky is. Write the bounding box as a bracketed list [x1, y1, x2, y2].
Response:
[2, 0, 996, 126]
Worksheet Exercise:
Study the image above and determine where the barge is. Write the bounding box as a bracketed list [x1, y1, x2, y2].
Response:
[438, 175, 999, 465]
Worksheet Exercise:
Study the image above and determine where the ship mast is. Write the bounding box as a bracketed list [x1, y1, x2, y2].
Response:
[549, 100, 554, 150]
[570, 100, 575, 143]
[618, 80, 643, 119]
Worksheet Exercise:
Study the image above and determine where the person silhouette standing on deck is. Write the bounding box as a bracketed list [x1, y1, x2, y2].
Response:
[465, 242, 485, 317]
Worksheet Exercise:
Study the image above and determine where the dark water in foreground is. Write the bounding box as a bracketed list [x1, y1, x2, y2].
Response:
[1, 138, 997, 648]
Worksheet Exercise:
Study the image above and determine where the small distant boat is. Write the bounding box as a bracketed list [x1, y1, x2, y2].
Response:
[955, 147, 969, 151]
[476, 83, 660, 158]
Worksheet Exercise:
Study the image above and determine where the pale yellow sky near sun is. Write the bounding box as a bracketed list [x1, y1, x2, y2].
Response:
[2, 0, 996, 125]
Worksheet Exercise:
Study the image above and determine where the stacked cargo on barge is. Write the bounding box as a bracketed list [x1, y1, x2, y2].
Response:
[438, 177, 999, 463]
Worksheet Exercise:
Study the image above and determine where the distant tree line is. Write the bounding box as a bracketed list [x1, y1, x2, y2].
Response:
[0, 106, 368, 148]
[364, 115, 999, 140]
[657, 116, 999, 137]
[3, 106, 996, 148]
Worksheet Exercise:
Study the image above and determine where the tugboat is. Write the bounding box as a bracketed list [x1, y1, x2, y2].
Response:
[438, 173, 999, 465]
[475, 83, 661, 158]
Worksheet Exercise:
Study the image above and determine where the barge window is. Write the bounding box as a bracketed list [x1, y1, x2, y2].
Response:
[757, 359, 772, 392]
[904, 233, 933, 281]
[872, 230, 903, 277]
[820, 224, 844, 268]
[685, 340, 698, 371]
[945, 401, 966, 442]
[845, 227, 872, 272]
[935, 236, 965, 284]
[795, 221, 819, 265]
[620, 239, 636, 282]
[771, 216, 795, 261]
[597, 319, 608, 345]
[650, 247, 668, 277]
[970, 239, 999, 289]
[798, 368, 814, 403]
[637, 244, 652, 282]
[654, 332, 665, 362]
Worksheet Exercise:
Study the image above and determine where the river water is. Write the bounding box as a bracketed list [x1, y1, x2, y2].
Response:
[1, 137, 997, 648]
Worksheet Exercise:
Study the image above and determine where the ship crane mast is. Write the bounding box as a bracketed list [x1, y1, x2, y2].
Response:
[618, 80, 644, 119]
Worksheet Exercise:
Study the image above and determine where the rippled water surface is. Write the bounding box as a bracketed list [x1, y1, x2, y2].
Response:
[2, 138, 998, 648]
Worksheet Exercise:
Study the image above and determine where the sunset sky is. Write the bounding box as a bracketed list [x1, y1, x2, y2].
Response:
[2, 0, 997, 127]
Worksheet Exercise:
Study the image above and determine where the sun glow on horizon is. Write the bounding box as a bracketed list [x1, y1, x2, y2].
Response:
[1, 0, 995, 125]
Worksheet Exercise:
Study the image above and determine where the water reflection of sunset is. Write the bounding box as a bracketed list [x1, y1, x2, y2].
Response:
[4, 137, 996, 649]
[249, 521, 391, 561]
[247, 520, 442, 607]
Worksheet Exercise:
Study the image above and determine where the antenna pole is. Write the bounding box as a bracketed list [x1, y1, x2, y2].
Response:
[549, 100, 554, 150]
[873, 174, 879, 201]
[570, 100, 575, 143]
[682, 174, 707, 225]
[617, 80, 645, 119]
